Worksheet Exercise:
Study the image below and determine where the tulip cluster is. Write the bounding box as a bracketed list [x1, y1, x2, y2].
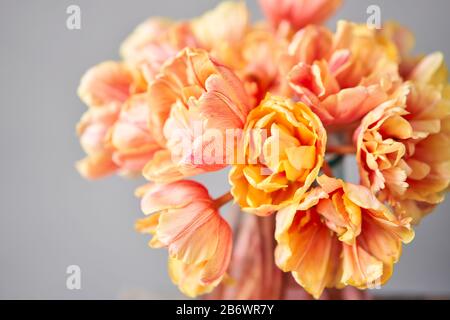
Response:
[76, 0, 450, 298]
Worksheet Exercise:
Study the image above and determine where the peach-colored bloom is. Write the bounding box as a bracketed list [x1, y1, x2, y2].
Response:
[190, 1, 249, 68]
[287, 21, 400, 125]
[356, 53, 450, 223]
[229, 94, 326, 216]
[76, 61, 153, 178]
[275, 175, 414, 299]
[355, 84, 412, 195]
[120, 18, 197, 82]
[109, 94, 161, 173]
[77, 61, 145, 108]
[135, 180, 232, 297]
[143, 48, 252, 183]
[259, 0, 342, 31]
[77, 61, 144, 178]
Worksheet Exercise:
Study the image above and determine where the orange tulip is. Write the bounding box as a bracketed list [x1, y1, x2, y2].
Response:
[355, 84, 412, 195]
[275, 175, 414, 299]
[135, 180, 232, 297]
[229, 94, 326, 216]
[77, 61, 145, 108]
[356, 53, 450, 223]
[76, 61, 163, 178]
[287, 21, 400, 125]
[76, 61, 147, 178]
[110, 94, 162, 174]
[143, 48, 252, 183]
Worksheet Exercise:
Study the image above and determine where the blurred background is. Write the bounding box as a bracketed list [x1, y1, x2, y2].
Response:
[0, 0, 449, 299]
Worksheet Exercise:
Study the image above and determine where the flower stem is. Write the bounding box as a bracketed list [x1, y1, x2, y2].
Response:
[327, 145, 356, 154]
[214, 192, 233, 209]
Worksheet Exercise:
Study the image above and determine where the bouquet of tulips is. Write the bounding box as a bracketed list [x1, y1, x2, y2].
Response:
[76, 0, 450, 299]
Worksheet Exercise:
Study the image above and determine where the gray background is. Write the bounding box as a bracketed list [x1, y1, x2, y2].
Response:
[0, 0, 449, 299]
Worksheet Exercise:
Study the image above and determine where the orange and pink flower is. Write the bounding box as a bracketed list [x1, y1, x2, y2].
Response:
[229, 94, 327, 216]
[143, 48, 252, 182]
[287, 21, 400, 125]
[76, 61, 147, 178]
[275, 175, 414, 298]
[110, 94, 161, 173]
[135, 180, 232, 297]
[356, 52, 450, 223]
